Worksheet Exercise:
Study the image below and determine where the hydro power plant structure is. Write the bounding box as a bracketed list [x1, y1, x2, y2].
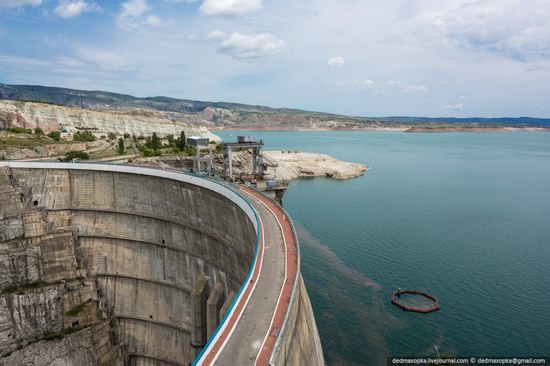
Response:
[0, 162, 324, 365]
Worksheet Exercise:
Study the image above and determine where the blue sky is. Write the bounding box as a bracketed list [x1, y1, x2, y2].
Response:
[1, 0, 550, 117]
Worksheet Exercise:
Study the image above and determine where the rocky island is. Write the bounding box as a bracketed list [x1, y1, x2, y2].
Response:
[262, 151, 367, 180]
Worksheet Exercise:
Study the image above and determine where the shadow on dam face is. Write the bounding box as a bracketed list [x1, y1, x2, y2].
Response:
[0, 163, 257, 365]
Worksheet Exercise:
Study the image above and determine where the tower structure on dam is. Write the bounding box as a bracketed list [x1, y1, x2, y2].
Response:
[0, 162, 324, 366]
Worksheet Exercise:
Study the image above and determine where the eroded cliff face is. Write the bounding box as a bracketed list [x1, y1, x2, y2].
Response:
[0, 100, 218, 139]
[0, 166, 124, 365]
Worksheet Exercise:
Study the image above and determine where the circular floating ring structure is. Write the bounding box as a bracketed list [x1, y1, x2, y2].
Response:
[391, 289, 440, 313]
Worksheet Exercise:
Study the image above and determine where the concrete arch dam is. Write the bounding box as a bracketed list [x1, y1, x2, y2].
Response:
[0, 162, 324, 366]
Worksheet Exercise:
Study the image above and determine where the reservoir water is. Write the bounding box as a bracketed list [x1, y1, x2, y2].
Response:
[216, 131, 550, 365]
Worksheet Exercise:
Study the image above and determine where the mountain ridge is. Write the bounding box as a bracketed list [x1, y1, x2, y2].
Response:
[2, 83, 550, 127]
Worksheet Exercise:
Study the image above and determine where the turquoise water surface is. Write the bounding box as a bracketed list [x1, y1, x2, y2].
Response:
[216, 131, 550, 365]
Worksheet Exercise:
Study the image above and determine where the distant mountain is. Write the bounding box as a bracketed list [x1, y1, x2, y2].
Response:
[2, 83, 550, 128]
[0, 83, 318, 115]
[381, 116, 550, 127]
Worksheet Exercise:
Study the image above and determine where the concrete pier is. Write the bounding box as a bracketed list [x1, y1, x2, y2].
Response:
[206, 283, 225, 339]
[191, 274, 209, 354]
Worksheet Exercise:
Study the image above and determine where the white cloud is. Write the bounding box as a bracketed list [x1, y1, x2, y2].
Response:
[54, 1, 99, 19]
[207, 31, 287, 60]
[327, 56, 345, 68]
[441, 102, 464, 110]
[361, 79, 374, 85]
[120, 0, 149, 18]
[386, 81, 427, 93]
[459, 95, 469, 100]
[117, 0, 167, 28]
[427, 0, 550, 61]
[0, 0, 41, 7]
[200, 0, 262, 16]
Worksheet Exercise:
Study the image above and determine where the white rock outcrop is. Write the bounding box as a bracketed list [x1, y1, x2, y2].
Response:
[262, 151, 368, 180]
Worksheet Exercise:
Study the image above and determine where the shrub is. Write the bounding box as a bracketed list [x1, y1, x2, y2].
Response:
[47, 131, 61, 141]
[66, 299, 92, 316]
[73, 131, 96, 142]
[8, 127, 32, 134]
[34, 127, 44, 135]
[42, 325, 82, 341]
[184, 145, 197, 156]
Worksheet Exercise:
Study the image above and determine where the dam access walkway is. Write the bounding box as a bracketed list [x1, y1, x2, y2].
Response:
[195, 186, 298, 366]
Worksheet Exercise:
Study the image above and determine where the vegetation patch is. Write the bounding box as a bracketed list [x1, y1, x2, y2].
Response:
[66, 299, 93, 316]
[1, 281, 44, 295]
[73, 131, 96, 142]
[47, 131, 61, 141]
[5, 127, 32, 134]
[42, 325, 82, 341]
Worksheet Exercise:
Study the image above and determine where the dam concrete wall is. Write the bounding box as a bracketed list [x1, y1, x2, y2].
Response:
[269, 276, 325, 366]
[0, 162, 324, 366]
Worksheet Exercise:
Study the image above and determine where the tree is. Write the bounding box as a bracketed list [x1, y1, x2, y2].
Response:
[34, 127, 44, 135]
[108, 132, 117, 141]
[123, 133, 130, 139]
[73, 131, 96, 142]
[166, 134, 175, 147]
[176, 130, 186, 151]
[150, 132, 161, 151]
[117, 138, 125, 155]
[47, 131, 61, 141]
